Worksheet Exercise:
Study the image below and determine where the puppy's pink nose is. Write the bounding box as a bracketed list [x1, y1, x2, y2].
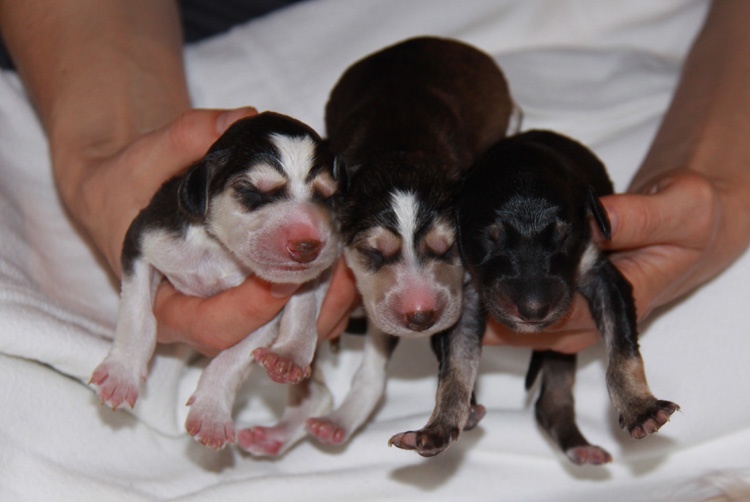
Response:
[287, 239, 321, 263]
[404, 309, 436, 332]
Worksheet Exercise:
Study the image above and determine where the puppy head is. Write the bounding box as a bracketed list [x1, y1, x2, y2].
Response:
[340, 160, 464, 337]
[458, 135, 611, 333]
[179, 112, 341, 284]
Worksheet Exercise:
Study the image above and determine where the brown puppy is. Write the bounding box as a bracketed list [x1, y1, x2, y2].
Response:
[312, 36, 516, 456]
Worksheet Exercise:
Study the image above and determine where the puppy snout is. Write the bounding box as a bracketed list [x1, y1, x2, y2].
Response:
[516, 300, 550, 323]
[404, 309, 437, 332]
[287, 239, 322, 263]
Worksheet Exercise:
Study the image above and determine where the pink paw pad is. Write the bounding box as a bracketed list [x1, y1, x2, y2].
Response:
[89, 362, 140, 410]
[566, 445, 612, 466]
[306, 418, 348, 445]
[237, 426, 288, 456]
[185, 414, 236, 450]
[252, 348, 310, 384]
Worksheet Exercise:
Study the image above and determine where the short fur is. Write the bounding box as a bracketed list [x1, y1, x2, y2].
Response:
[312, 36, 516, 456]
[89, 112, 342, 450]
[458, 130, 679, 465]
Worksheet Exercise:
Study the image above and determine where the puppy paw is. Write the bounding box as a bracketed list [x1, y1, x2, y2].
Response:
[463, 404, 486, 431]
[620, 399, 680, 439]
[89, 359, 143, 410]
[306, 417, 349, 445]
[252, 348, 311, 384]
[237, 425, 289, 456]
[565, 445, 612, 466]
[388, 424, 459, 457]
[184, 396, 236, 449]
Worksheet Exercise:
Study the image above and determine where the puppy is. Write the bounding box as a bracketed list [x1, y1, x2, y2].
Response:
[305, 36, 516, 456]
[457, 130, 679, 465]
[89, 112, 342, 449]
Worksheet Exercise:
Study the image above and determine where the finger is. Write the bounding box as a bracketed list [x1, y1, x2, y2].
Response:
[152, 107, 257, 173]
[325, 315, 353, 341]
[316, 257, 360, 339]
[600, 174, 715, 251]
[154, 274, 292, 355]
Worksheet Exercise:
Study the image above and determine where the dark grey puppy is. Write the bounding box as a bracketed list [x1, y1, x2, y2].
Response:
[313, 36, 517, 456]
[457, 130, 679, 465]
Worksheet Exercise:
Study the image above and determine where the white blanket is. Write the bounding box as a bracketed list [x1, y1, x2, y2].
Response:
[3, 1, 750, 500]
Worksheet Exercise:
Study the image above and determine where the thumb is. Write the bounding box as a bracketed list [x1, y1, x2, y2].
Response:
[599, 175, 709, 251]
[154, 107, 257, 169]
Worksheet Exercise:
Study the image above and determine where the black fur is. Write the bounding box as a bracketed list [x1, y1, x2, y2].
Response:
[458, 129, 679, 465]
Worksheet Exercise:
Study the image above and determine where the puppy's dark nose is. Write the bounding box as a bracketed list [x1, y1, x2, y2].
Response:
[517, 301, 550, 322]
[287, 240, 321, 263]
[404, 309, 436, 332]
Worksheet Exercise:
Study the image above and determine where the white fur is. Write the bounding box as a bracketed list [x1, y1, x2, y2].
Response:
[345, 191, 463, 338]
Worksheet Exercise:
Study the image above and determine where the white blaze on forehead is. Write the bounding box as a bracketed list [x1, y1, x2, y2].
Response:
[391, 191, 419, 264]
[268, 133, 317, 200]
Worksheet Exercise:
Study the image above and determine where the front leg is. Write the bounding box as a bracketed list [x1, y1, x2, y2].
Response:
[579, 250, 679, 439]
[90, 259, 161, 410]
[253, 275, 329, 384]
[388, 282, 484, 457]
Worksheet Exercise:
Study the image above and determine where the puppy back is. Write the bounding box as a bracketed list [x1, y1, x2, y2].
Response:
[326, 36, 513, 167]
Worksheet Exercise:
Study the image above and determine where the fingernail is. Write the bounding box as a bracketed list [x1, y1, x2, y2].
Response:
[216, 107, 258, 134]
[270, 283, 299, 298]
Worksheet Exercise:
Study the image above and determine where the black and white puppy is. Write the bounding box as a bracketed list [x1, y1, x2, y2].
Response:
[89, 112, 341, 449]
[305, 36, 516, 456]
[457, 130, 679, 465]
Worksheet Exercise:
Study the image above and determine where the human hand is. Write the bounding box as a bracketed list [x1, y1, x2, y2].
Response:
[155, 256, 360, 356]
[61, 107, 257, 277]
[483, 170, 750, 353]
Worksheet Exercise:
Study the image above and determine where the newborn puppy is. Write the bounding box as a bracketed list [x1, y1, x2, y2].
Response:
[89, 112, 341, 449]
[458, 130, 679, 465]
[314, 36, 516, 456]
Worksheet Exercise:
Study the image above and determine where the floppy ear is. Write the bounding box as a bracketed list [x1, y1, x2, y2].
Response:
[178, 161, 210, 217]
[587, 187, 611, 240]
[178, 150, 231, 217]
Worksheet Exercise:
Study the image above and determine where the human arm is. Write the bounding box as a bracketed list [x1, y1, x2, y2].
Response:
[484, 0, 750, 352]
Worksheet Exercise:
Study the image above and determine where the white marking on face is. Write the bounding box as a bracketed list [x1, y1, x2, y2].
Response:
[391, 191, 419, 266]
[200, 133, 340, 284]
[345, 190, 463, 337]
[269, 133, 318, 201]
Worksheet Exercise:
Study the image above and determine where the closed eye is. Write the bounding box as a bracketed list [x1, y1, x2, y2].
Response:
[232, 181, 285, 210]
[358, 245, 401, 272]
